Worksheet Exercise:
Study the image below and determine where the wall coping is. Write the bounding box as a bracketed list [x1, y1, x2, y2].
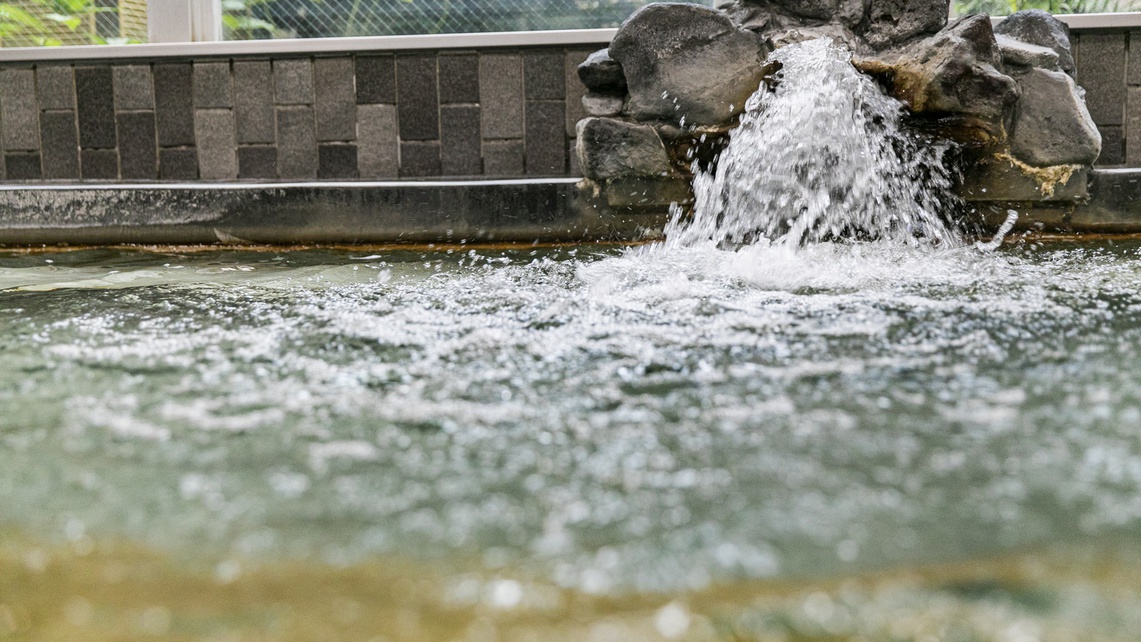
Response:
[0, 29, 617, 62]
[0, 12, 1134, 63]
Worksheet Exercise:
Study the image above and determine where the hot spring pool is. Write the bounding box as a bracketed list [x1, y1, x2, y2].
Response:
[3, 238, 1141, 640]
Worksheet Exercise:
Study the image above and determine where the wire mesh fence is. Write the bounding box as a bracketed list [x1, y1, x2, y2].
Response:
[221, 0, 705, 39]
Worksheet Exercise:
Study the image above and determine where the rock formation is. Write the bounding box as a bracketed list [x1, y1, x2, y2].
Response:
[576, 1, 1101, 213]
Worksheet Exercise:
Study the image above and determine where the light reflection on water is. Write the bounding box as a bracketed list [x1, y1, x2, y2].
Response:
[3, 239, 1141, 637]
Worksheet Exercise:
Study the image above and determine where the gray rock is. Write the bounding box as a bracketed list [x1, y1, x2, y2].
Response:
[609, 3, 768, 126]
[577, 49, 627, 95]
[994, 9, 1073, 75]
[854, 15, 1017, 141]
[582, 93, 624, 117]
[576, 117, 674, 180]
[1009, 67, 1101, 167]
[863, 0, 948, 50]
[767, 23, 869, 55]
[996, 34, 1060, 71]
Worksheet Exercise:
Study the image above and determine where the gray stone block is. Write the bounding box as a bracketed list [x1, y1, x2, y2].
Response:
[81, 148, 118, 179]
[357, 103, 397, 178]
[525, 101, 566, 175]
[39, 111, 79, 179]
[1097, 125, 1124, 165]
[195, 109, 237, 180]
[238, 145, 277, 179]
[1129, 30, 1141, 86]
[36, 65, 75, 110]
[318, 143, 358, 178]
[113, 65, 154, 111]
[233, 61, 275, 144]
[274, 59, 313, 105]
[314, 57, 357, 142]
[439, 54, 479, 104]
[155, 63, 195, 146]
[117, 111, 158, 179]
[397, 54, 439, 141]
[1, 68, 40, 151]
[1076, 33, 1126, 126]
[440, 104, 481, 176]
[276, 105, 317, 178]
[160, 147, 197, 180]
[193, 61, 233, 109]
[75, 66, 115, 149]
[1129, 86, 1141, 165]
[482, 139, 524, 176]
[565, 49, 592, 138]
[480, 54, 523, 139]
[355, 55, 395, 104]
[525, 51, 565, 101]
[400, 141, 441, 177]
[5, 152, 40, 180]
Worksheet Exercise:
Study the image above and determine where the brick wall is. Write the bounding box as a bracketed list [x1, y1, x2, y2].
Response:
[0, 25, 1133, 184]
[0, 46, 596, 182]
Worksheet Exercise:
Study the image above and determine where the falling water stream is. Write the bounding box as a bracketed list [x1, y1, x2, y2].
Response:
[3, 41, 1141, 641]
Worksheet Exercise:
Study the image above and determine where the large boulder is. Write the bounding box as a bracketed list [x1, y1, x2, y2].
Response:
[994, 9, 1074, 76]
[608, 3, 768, 126]
[854, 15, 1019, 141]
[863, 0, 949, 50]
[577, 49, 627, 95]
[996, 34, 1061, 72]
[1009, 68, 1101, 167]
[576, 117, 675, 180]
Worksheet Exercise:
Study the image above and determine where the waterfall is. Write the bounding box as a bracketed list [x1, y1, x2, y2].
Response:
[667, 39, 960, 249]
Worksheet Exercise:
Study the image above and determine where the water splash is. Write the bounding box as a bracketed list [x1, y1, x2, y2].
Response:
[668, 39, 960, 249]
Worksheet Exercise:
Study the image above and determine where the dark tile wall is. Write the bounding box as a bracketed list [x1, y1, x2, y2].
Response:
[0, 45, 596, 182]
[1073, 29, 1139, 166]
[0, 27, 1131, 183]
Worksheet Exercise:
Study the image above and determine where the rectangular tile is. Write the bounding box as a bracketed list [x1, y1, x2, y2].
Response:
[238, 145, 277, 179]
[355, 55, 395, 104]
[525, 50, 565, 101]
[314, 57, 357, 142]
[276, 105, 317, 179]
[75, 66, 116, 150]
[1129, 86, 1141, 164]
[1097, 124, 1124, 165]
[482, 139, 524, 176]
[525, 101, 566, 175]
[439, 54, 479, 104]
[397, 54, 440, 141]
[480, 54, 523, 139]
[274, 59, 313, 105]
[154, 63, 195, 146]
[440, 104, 481, 176]
[36, 65, 76, 111]
[1129, 30, 1141, 86]
[159, 147, 198, 180]
[1, 68, 40, 151]
[39, 111, 79, 179]
[4, 152, 40, 179]
[195, 109, 238, 180]
[357, 103, 398, 178]
[117, 111, 157, 179]
[81, 148, 118, 179]
[113, 65, 154, 111]
[565, 49, 592, 138]
[233, 61, 275, 144]
[1077, 33, 1126, 126]
[193, 61, 233, 109]
[400, 140, 441, 177]
[318, 143, 358, 179]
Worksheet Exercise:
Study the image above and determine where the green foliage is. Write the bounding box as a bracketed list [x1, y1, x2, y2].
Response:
[0, 0, 130, 46]
[952, 0, 1133, 15]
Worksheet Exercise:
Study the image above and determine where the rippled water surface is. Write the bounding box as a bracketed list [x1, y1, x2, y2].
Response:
[4, 238, 1141, 639]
